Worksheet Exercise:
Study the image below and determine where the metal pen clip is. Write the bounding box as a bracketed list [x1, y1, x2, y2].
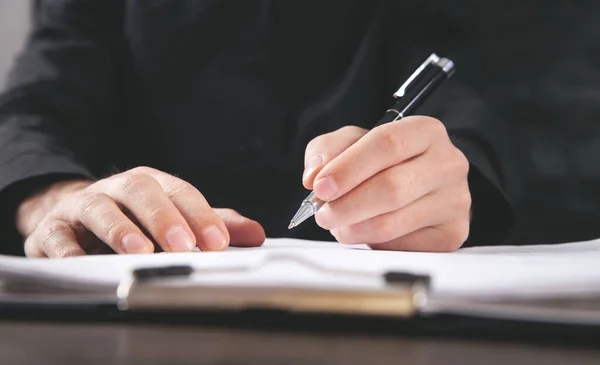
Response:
[393, 53, 454, 98]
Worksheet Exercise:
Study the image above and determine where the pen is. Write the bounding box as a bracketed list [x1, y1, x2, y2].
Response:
[288, 53, 455, 229]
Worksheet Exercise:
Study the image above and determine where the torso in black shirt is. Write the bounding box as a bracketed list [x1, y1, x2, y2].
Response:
[64, 1, 401, 241]
[8, 0, 600, 253]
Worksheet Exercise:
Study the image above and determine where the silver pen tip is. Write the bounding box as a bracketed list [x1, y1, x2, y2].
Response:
[288, 221, 296, 229]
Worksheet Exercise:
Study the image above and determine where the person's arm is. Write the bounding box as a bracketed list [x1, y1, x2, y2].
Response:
[0, 1, 266, 257]
[0, 0, 123, 254]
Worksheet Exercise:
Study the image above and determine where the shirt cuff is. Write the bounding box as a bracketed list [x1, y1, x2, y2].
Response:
[0, 118, 95, 254]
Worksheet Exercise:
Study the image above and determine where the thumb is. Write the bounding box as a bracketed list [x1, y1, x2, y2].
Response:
[303, 126, 368, 189]
[214, 209, 265, 247]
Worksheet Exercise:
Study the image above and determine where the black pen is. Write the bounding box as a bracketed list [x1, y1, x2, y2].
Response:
[288, 53, 455, 229]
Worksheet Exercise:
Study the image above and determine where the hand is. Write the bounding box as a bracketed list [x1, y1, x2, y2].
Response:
[17, 167, 265, 258]
[303, 117, 471, 252]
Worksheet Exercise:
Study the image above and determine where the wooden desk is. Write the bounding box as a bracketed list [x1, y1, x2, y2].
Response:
[1, 321, 599, 365]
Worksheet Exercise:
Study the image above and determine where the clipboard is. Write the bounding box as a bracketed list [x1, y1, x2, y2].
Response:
[2, 252, 600, 328]
[115, 253, 430, 318]
[110, 253, 600, 327]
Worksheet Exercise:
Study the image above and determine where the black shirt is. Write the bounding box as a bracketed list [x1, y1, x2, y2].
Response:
[0, 0, 513, 255]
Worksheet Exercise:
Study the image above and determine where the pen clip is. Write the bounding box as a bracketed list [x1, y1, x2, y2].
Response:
[394, 53, 441, 98]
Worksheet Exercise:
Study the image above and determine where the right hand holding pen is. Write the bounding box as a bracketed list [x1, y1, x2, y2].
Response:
[302, 120, 471, 252]
[16, 167, 265, 258]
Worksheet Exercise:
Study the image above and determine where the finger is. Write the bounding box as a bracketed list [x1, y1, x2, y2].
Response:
[303, 126, 367, 189]
[99, 173, 197, 253]
[137, 168, 230, 251]
[368, 220, 470, 252]
[24, 235, 45, 258]
[24, 219, 86, 258]
[330, 188, 467, 245]
[215, 208, 266, 247]
[315, 152, 448, 229]
[313, 116, 445, 201]
[73, 192, 154, 254]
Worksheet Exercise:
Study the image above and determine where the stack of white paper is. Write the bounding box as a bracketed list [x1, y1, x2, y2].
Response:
[2, 238, 600, 299]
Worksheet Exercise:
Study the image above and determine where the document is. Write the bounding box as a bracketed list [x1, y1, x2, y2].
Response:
[2, 238, 600, 300]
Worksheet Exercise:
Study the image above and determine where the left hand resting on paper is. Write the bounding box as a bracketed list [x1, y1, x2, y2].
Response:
[302, 117, 471, 252]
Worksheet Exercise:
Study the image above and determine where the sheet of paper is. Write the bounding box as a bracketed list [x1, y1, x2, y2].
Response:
[457, 237, 600, 255]
[2, 238, 600, 299]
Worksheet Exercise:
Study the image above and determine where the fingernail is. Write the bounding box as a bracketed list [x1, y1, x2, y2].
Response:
[303, 155, 324, 181]
[166, 226, 195, 252]
[315, 205, 332, 229]
[314, 176, 337, 200]
[122, 233, 151, 254]
[202, 225, 228, 251]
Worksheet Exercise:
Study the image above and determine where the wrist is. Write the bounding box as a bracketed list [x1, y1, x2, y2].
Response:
[16, 179, 93, 237]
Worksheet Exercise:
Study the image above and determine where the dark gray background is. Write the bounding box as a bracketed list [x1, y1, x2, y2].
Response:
[0, 1, 29, 89]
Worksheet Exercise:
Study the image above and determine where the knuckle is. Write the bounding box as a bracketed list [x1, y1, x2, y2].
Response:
[385, 170, 413, 207]
[379, 125, 404, 155]
[334, 227, 357, 245]
[451, 147, 470, 176]
[146, 206, 173, 226]
[128, 166, 157, 175]
[382, 169, 400, 190]
[385, 179, 404, 208]
[338, 125, 355, 133]
[396, 207, 425, 237]
[221, 208, 240, 216]
[389, 190, 405, 209]
[103, 218, 130, 245]
[36, 220, 83, 258]
[424, 117, 448, 139]
[119, 173, 157, 194]
[23, 239, 39, 257]
[78, 192, 110, 220]
[54, 244, 81, 258]
[306, 134, 326, 153]
[337, 125, 364, 136]
[459, 189, 472, 212]
[374, 216, 399, 243]
[448, 223, 470, 249]
[42, 221, 71, 240]
[196, 207, 223, 221]
[331, 228, 346, 244]
[165, 180, 200, 200]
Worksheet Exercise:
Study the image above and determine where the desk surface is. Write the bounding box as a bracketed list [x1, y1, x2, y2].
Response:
[1, 321, 599, 365]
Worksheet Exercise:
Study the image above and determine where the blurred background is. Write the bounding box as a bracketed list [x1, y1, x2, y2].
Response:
[0, 1, 29, 89]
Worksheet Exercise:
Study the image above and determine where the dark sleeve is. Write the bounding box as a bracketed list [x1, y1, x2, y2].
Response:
[420, 75, 515, 247]
[384, 4, 515, 246]
[0, 0, 123, 254]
